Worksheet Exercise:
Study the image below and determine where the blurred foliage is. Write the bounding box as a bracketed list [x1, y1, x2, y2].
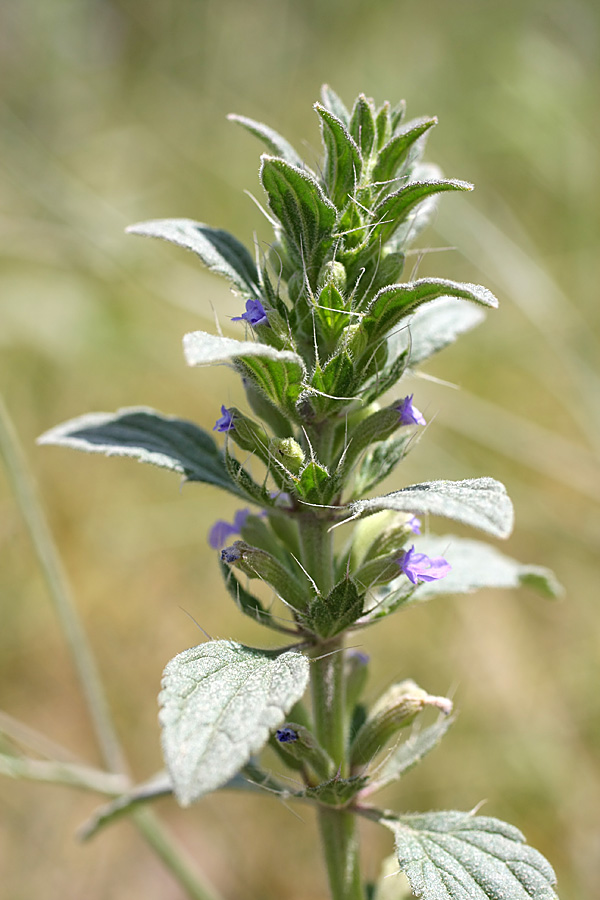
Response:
[1, 0, 599, 898]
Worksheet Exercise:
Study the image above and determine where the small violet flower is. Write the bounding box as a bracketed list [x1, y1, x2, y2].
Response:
[396, 395, 426, 426]
[232, 298, 269, 327]
[213, 405, 235, 433]
[407, 515, 422, 535]
[276, 727, 298, 744]
[221, 544, 242, 564]
[396, 545, 451, 585]
[208, 509, 251, 550]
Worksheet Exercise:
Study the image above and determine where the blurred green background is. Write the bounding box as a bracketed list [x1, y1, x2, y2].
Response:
[1, 0, 599, 897]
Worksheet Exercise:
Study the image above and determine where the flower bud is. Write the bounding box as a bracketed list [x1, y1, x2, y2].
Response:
[318, 260, 347, 294]
[349, 679, 453, 767]
[274, 723, 334, 780]
[225, 408, 270, 462]
[269, 437, 306, 475]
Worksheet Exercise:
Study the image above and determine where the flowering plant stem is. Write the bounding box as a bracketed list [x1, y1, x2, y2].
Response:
[29, 87, 563, 900]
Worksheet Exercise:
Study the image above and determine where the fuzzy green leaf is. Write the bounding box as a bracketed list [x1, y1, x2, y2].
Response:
[360, 278, 496, 348]
[295, 460, 331, 505]
[314, 103, 361, 208]
[260, 155, 337, 279]
[352, 434, 412, 497]
[303, 578, 364, 639]
[219, 561, 286, 631]
[349, 94, 376, 159]
[227, 113, 304, 167]
[349, 478, 514, 539]
[372, 117, 437, 185]
[372, 180, 472, 247]
[389, 297, 487, 368]
[126, 219, 259, 294]
[159, 640, 309, 805]
[382, 810, 558, 900]
[38, 408, 241, 496]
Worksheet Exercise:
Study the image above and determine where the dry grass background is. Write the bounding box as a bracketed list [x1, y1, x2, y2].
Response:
[1, 0, 599, 897]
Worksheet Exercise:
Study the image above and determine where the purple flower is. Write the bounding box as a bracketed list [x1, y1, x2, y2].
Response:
[213, 405, 235, 432]
[395, 395, 426, 426]
[396, 545, 451, 585]
[407, 515, 422, 535]
[208, 509, 251, 550]
[232, 298, 268, 327]
[276, 727, 298, 744]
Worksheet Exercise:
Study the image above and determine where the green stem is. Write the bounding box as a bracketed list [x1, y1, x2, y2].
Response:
[0, 395, 127, 776]
[310, 640, 364, 900]
[298, 513, 334, 596]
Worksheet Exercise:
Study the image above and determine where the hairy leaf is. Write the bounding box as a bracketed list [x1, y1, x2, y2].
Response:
[159, 640, 309, 805]
[372, 180, 472, 247]
[227, 113, 304, 167]
[370, 717, 455, 792]
[38, 407, 241, 495]
[314, 102, 361, 208]
[388, 296, 487, 368]
[260, 156, 337, 279]
[372, 117, 437, 185]
[349, 478, 514, 539]
[320, 84, 351, 125]
[126, 219, 259, 294]
[382, 810, 558, 900]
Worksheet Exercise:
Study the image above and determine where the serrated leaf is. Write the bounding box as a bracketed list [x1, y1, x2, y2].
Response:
[382, 810, 558, 900]
[359, 278, 497, 349]
[371, 717, 455, 792]
[303, 578, 364, 639]
[372, 118, 437, 185]
[126, 219, 259, 294]
[402, 536, 563, 601]
[260, 156, 337, 280]
[314, 103, 361, 209]
[38, 407, 241, 496]
[295, 460, 331, 505]
[372, 180, 472, 247]
[302, 774, 368, 807]
[320, 84, 350, 125]
[349, 478, 514, 539]
[159, 640, 309, 805]
[227, 113, 304, 167]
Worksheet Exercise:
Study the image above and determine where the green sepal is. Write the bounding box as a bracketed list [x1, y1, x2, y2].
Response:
[315, 282, 352, 353]
[371, 179, 472, 247]
[243, 377, 293, 438]
[223, 447, 273, 507]
[219, 560, 279, 631]
[227, 113, 304, 168]
[349, 94, 376, 162]
[335, 405, 404, 483]
[235, 354, 305, 420]
[301, 577, 364, 639]
[294, 460, 332, 505]
[259, 156, 337, 284]
[351, 434, 412, 497]
[273, 723, 334, 780]
[372, 118, 437, 185]
[374, 102, 392, 151]
[314, 102, 361, 209]
[222, 541, 309, 611]
[369, 715, 455, 794]
[225, 408, 271, 464]
[302, 773, 368, 808]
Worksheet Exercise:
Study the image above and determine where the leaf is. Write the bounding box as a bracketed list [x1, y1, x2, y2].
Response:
[382, 810, 558, 900]
[159, 640, 309, 805]
[227, 113, 304, 167]
[260, 155, 337, 279]
[352, 434, 412, 497]
[183, 331, 305, 415]
[371, 717, 455, 792]
[349, 478, 514, 539]
[38, 407, 242, 496]
[349, 94, 376, 159]
[388, 297, 487, 368]
[320, 84, 351, 125]
[302, 774, 368, 808]
[372, 118, 438, 185]
[295, 460, 332, 505]
[361, 278, 497, 348]
[303, 578, 364, 639]
[126, 219, 259, 294]
[219, 561, 281, 631]
[402, 536, 563, 601]
[314, 103, 361, 208]
[372, 180, 472, 247]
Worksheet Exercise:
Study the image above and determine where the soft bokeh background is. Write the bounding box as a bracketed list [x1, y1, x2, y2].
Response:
[1, 0, 599, 897]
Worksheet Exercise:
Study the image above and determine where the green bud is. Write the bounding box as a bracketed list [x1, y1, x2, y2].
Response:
[226, 408, 270, 462]
[243, 378, 292, 438]
[270, 437, 305, 474]
[221, 541, 308, 610]
[318, 260, 347, 294]
[274, 723, 334, 781]
[345, 650, 370, 716]
[350, 680, 453, 767]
